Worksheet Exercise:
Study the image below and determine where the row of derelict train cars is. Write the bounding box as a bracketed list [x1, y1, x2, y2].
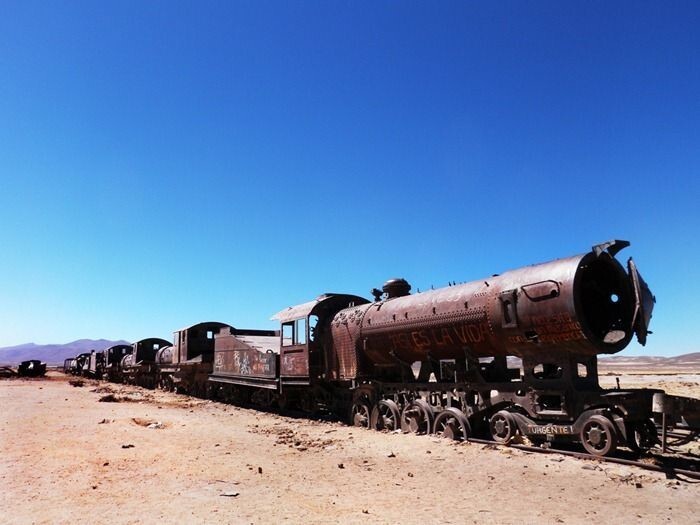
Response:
[64, 241, 699, 457]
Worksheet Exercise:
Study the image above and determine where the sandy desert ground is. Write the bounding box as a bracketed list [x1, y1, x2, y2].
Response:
[1, 372, 699, 525]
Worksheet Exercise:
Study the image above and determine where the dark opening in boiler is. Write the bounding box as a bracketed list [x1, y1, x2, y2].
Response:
[576, 257, 633, 348]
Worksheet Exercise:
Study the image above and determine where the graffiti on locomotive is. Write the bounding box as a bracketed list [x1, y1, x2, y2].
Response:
[389, 321, 491, 352]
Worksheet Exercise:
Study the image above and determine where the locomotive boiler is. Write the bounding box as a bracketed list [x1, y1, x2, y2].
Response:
[332, 239, 654, 378]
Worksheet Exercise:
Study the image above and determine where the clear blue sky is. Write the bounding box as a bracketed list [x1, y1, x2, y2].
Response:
[1, 2, 698, 356]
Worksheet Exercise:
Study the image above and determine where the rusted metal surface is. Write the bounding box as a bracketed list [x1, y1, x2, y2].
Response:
[75, 353, 92, 375]
[130, 338, 171, 364]
[653, 393, 700, 430]
[211, 327, 279, 387]
[172, 321, 232, 364]
[273, 294, 369, 378]
[63, 358, 77, 374]
[272, 294, 368, 323]
[103, 344, 132, 381]
[0, 366, 17, 378]
[330, 306, 366, 379]
[155, 345, 174, 365]
[331, 241, 654, 373]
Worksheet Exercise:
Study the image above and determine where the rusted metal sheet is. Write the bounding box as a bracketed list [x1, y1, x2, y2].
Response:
[272, 294, 368, 323]
[155, 345, 174, 365]
[280, 347, 308, 377]
[332, 240, 654, 372]
[653, 393, 700, 430]
[75, 352, 92, 375]
[330, 305, 368, 379]
[213, 327, 279, 379]
[0, 366, 17, 378]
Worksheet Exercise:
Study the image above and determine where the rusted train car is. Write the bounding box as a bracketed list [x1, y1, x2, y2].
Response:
[154, 321, 232, 396]
[209, 326, 280, 404]
[63, 357, 79, 375]
[105, 322, 240, 395]
[103, 344, 133, 382]
[72, 350, 106, 379]
[208, 240, 698, 456]
[121, 338, 170, 388]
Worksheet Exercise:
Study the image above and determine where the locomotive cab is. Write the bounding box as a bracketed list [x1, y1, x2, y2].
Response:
[273, 294, 369, 386]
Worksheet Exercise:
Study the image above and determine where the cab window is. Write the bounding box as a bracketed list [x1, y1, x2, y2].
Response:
[296, 318, 307, 345]
[282, 318, 307, 346]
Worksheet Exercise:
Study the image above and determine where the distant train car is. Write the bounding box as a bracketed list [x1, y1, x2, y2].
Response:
[75, 353, 92, 376]
[18, 360, 47, 377]
[63, 358, 78, 375]
[75, 350, 105, 379]
[103, 344, 132, 382]
[155, 321, 232, 396]
[121, 338, 170, 388]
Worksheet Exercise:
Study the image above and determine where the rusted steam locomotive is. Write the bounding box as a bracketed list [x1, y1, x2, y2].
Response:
[208, 239, 698, 456]
[77, 240, 699, 456]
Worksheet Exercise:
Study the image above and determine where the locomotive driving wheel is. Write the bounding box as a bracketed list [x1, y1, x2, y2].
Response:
[370, 399, 401, 431]
[401, 399, 434, 434]
[351, 401, 372, 428]
[433, 408, 471, 441]
[489, 410, 518, 443]
[580, 415, 618, 456]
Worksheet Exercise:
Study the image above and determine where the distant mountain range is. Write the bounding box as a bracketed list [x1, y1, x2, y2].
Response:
[599, 352, 700, 366]
[0, 339, 130, 365]
[598, 352, 700, 371]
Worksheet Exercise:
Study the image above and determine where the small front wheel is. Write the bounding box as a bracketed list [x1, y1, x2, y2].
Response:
[580, 415, 618, 456]
[489, 410, 518, 443]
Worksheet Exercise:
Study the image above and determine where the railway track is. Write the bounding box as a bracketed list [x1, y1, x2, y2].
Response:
[467, 437, 700, 481]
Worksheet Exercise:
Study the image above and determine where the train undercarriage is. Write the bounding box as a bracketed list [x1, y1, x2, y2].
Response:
[344, 354, 700, 457]
[193, 355, 699, 458]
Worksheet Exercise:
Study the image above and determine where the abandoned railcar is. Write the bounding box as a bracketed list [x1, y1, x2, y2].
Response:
[154, 321, 232, 395]
[121, 338, 170, 388]
[103, 344, 132, 382]
[209, 326, 280, 404]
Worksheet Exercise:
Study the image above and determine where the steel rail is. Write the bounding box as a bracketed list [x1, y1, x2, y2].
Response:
[467, 437, 700, 481]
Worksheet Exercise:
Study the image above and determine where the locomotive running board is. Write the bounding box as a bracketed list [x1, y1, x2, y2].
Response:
[208, 374, 279, 390]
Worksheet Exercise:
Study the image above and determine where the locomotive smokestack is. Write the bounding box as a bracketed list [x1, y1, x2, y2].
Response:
[382, 278, 411, 299]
